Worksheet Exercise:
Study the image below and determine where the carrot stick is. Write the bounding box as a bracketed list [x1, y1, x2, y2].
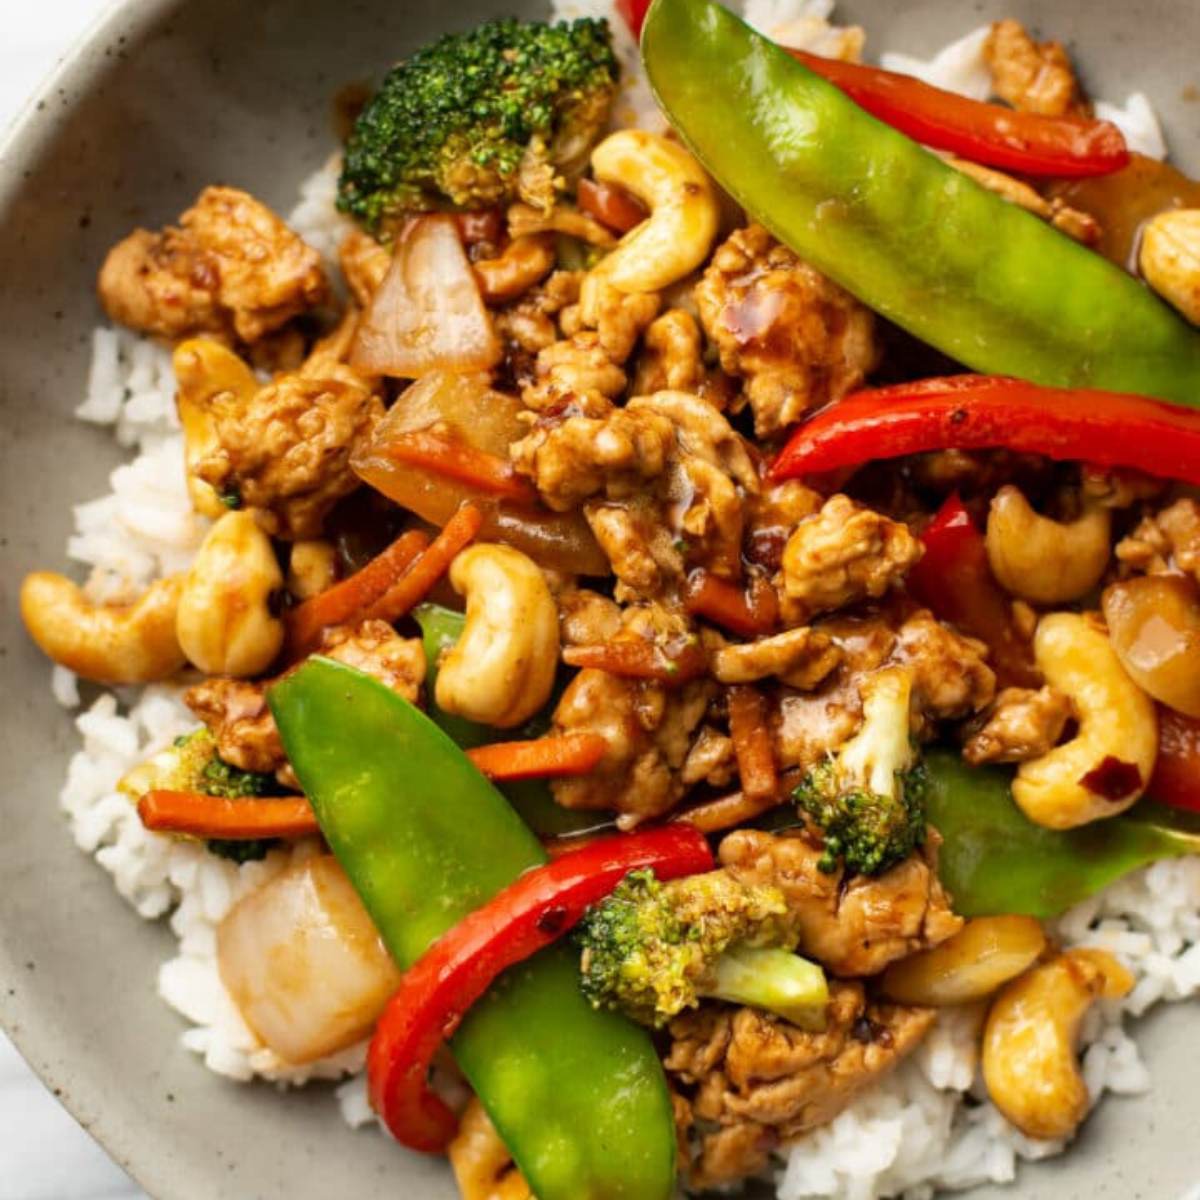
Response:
[364, 502, 484, 625]
[138, 790, 320, 839]
[467, 733, 608, 782]
[382, 431, 538, 504]
[727, 685, 779, 803]
[562, 638, 708, 686]
[676, 768, 803, 834]
[684, 571, 778, 638]
[285, 528, 430, 656]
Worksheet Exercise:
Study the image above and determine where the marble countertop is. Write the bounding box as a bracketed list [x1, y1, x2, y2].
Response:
[2, 15, 144, 1199]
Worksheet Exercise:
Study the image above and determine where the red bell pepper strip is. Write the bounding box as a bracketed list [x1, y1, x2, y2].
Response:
[771, 376, 1200, 486]
[908, 494, 1039, 689]
[616, 0, 652, 39]
[1150, 707, 1200, 813]
[366, 825, 713, 1151]
[785, 50, 1128, 179]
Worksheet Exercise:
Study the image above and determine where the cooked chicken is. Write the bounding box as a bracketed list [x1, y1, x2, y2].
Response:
[185, 622, 425, 780]
[339, 228, 391, 309]
[634, 309, 705, 395]
[711, 627, 842, 690]
[665, 984, 935, 1188]
[99, 186, 327, 343]
[563, 274, 662, 364]
[719, 828, 963, 977]
[893, 608, 996, 723]
[494, 270, 585, 357]
[983, 19, 1085, 117]
[521, 331, 629, 410]
[964, 685, 1074, 765]
[1117, 498, 1200, 581]
[746, 480, 824, 572]
[196, 364, 383, 540]
[695, 225, 879, 436]
[780, 495, 922, 619]
[550, 667, 715, 826]
[558, 587, 623, 647]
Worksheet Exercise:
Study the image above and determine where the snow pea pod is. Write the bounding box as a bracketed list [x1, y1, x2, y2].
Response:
[269, 658, 677, 1200]
[642, 0, 1200, 404]
[926, 750, 1200, 919]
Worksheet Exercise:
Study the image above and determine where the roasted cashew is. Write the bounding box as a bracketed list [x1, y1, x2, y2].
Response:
[176, 510, 285, 677]
[1013, 613, 1157, 829]
[473, 234, 556, 305]
[20, 572, 186, 684]
[436, 544, 559, 729]
[287, 539, 338, 601]
[589, 131, 720, 293]
[986, 486, 1111, 605]
[882, 916, 1047, 1006]
[173, 338, 259, 517]
[1139, 208, 1200, 325]
[982, 948, 1133, 1141]
[448, 1099, 532, 1200]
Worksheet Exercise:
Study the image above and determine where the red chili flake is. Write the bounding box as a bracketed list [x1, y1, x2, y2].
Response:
[1079, 756, 1143, 801]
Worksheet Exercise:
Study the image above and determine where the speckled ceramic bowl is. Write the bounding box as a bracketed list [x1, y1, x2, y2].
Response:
[1, 2, 1198, 1196]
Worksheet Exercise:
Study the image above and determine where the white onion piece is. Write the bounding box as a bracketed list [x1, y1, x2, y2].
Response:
[351, 215, 501, 378]
[217, 855, 401, 1064]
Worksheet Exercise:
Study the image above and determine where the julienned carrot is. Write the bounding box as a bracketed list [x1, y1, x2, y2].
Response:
[684, 571, 778, 638]
[467, 733, 608, 782]
[382, 430, 538, 504]
[727, 685, 779, 803]
[137, 790, 320, 839]
[677, 769, 803, 834]
[364, 502, 485, 625]
[286, 528, 430, 655]
[562, 638, 707, 685]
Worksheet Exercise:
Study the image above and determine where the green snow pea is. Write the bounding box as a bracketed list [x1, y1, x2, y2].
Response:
[926, 750, 1200, 919]
[642, 0, 1200, 404]
[269, 658, 677, 1200]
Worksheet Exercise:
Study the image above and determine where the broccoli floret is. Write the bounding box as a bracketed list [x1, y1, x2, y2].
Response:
[338, 18, 618, 233]
[576, 868, 828, 1029]
[793, 667, 927, 877]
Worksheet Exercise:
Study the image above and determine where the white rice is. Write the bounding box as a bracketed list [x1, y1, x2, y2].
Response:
[51, 2, 1189, 1194]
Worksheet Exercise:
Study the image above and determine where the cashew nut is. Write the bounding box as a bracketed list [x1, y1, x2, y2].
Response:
[589, 131, 721, 294]
[436, 544, 559, 729]
[882, 916, 1047, 1006]
[1139, 208, 1200, 325]
[20, 572, 186, 684]
[176, 510, 285, 677]
[173, 338, 258, 518]
[982, 948, 1133, 1141]
[449, 1098, 532, 1200]
[986, 486, 1111, 605]
[287, 539, 338, 601]
[1013, 613, 1157, 829]
[473, 234, 556, 305]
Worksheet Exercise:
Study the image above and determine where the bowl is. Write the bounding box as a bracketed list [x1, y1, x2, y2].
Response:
[0, 1, 1197, 1197]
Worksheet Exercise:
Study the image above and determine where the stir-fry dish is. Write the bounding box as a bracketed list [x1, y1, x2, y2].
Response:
[21, 0, 1200, 1196]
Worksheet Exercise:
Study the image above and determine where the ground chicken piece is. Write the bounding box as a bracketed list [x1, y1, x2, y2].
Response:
[719, 828, 963, 977]
[558, 587, 623, 646]
[339, 228, 391, 309]
[564, 274, 662, 364]
[680, 725, 737, 788]
[585, 497, 684, 597]
[984, 19, 1085, 116]
[550, 667, 714, 825]
[894, 608, 996, 722]
[781, 495, 922, 618]
[745, 480, 824, 572]
[197, 365, 383, 539]
[1117, 498, 1200, 581]
[1080, 466, 1167, 510]
[634, 309, 705, 394]
[712, 627, 842, 690]
[511, 401, 675, 511]
[508, 201, 617, 248]
[185, 621, 424, 779]
[695, 225, 879, 436]
[99, 187, 327, 343]
[964, 685, 1073, 765]
[494, 269, 584, 361]
[665, 985, 935, 1189]
[521, 332, 628, 410]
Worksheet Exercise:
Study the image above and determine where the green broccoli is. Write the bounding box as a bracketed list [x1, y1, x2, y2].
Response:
[576, 868, 828, 1030]
[793, 666, 928, 877]
[119, 729, 278, 863]
[338, 17, 619, 233]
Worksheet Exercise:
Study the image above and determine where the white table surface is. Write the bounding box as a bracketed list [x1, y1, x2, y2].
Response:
[2, 12, 147, 1199]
